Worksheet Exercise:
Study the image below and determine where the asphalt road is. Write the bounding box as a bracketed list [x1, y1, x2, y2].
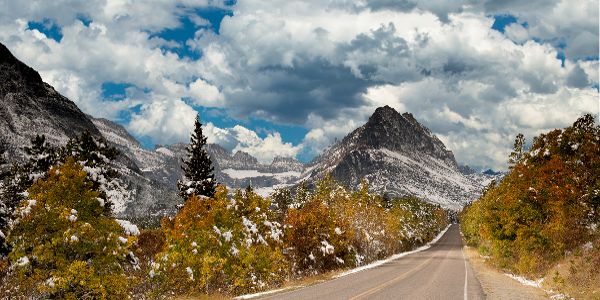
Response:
[261, 224, 485, 300]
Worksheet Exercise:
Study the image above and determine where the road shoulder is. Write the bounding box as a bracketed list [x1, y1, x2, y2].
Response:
[463, 246, 548, 299]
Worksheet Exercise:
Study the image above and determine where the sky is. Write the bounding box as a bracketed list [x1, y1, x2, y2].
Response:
[0, 0, 598, 170]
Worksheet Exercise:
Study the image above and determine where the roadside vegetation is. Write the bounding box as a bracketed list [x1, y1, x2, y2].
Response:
[460, 114, 600, 298]
[0, 116, 449, 299]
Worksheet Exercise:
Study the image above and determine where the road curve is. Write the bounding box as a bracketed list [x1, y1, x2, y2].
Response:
[261, 224, 485, 300]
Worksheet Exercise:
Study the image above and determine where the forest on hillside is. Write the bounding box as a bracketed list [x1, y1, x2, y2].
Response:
[460, 114, 600, 298]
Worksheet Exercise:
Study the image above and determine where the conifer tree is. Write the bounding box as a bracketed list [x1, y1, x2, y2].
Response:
[24, 135, 58, 179]
[62, 130, 121, 215]
[508, 133, 525, 167]
[0, 138, 7, 170]
[0, 135, 58, 255]
[178, 114, 216, 199]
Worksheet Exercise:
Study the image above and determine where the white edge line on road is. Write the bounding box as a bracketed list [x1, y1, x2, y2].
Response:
[235, 224, 452, 300]
[335, 224, 452, 278]
[235, 286, 306, 300]
[462, 246, 468, 300]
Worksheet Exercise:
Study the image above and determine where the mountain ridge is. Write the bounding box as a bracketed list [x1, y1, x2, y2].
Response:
[0, 42, 490, 215]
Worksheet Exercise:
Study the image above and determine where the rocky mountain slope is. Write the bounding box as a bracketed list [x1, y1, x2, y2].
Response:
[302, 106, 484, 210]
[0, 43, 100, 160]
[0, 42, 182, 218]
[0, 41, 491, 215]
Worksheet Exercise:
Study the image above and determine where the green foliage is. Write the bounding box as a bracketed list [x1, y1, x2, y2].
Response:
[62, 130, 121, 215]
[508, 133, 525, 167]
[460, 114, 600, 275]
[154, 176, 448, 297]
[5, 158, 136, 299]
[178, 114, 217, 199]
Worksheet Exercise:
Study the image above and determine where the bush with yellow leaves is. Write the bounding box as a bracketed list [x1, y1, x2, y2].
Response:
[5, 158, 138, 299]
[284, 175, 448, 276]
[150, 186, 287, 296]
[460, 114, 600, 276]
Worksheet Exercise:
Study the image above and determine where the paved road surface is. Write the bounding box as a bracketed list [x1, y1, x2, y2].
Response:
[261, 224, 485, 300]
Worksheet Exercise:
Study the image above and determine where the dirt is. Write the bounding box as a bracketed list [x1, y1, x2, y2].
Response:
[464, 246, 549, 300]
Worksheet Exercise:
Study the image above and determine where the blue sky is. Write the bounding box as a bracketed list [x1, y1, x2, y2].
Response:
[2, 0, 598, 168]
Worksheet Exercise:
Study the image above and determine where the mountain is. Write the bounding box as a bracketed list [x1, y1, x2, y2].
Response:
[302, 106, 483, 210]
[0, 42, 183, 218]
[0, 43, 100, 160]
[0, 42, 488, 215]
[139, 143, 306, 197]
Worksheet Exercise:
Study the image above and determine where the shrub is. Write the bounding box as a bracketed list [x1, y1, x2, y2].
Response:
[5, 158, 137, 299]
[151, 186, 287, 296]
[460, 114, 600, 275]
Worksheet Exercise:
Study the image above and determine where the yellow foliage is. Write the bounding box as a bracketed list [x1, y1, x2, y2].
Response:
[6, 158, 135, 299]
[460, 114, 600, 276]
[152, 185, 287, 296]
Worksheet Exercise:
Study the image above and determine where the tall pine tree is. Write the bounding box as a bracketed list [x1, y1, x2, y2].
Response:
[178, 114, 216, 199]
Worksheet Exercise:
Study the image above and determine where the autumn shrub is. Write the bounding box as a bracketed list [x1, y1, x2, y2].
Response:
[5, 158, 138, 299]
[285, 190, 357, 274]
[150, 185, 287, 297]
[333, 180, 391, 264]
[284, 175, 448, 275]
[460, 114, 600, 275]
[386, 196, 449, 251]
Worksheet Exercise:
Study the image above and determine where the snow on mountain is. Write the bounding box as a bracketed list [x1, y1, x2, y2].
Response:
[0, 41, 490, 216]
[0, 42, 100, 160]
[302, 105, 485, 210]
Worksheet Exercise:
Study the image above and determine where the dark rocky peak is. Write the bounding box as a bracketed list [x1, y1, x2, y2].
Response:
[483, 169, 501, 176]
[458, 164, 476, 175]
[0, 42, 46, 97]
[270, 155, 304, 172]
[233, 150, 259, 165]
[206, 143, 230, 157]
[0, 42, 100, 155]
[271, 156, 299, 164]
[317, 105, 458, 170]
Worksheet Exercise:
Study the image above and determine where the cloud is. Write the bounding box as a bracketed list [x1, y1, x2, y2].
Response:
[128, 98, 198, 145]
[0, 0, 597, 170]
[188, 78, 224, 107]
[204, 123, 302, 163]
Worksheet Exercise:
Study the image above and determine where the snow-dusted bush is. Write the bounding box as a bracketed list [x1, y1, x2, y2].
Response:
[151, 185, 286, 296]
[285, 175, 448, 276]
[5, 158, 137, 299]
[461, 114, 600, 275]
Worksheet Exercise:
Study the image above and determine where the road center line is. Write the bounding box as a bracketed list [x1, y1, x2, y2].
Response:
[348, 248, 438, 300]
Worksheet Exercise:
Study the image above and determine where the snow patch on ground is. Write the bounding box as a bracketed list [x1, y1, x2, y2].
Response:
[504, 273, 544, 288]
[116, 219, 140, 236]
[222, 168, 301, 180]
[155, 147, 174, 157]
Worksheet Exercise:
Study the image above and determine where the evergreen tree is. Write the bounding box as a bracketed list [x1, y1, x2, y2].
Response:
[23, 135, 59, 179]
[0, 138, 7, 170]
[508, 133, 525, 167]
[62, 130, 121, 215]
[177, 114, 216, 199]
[0, 135, 58, 255]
